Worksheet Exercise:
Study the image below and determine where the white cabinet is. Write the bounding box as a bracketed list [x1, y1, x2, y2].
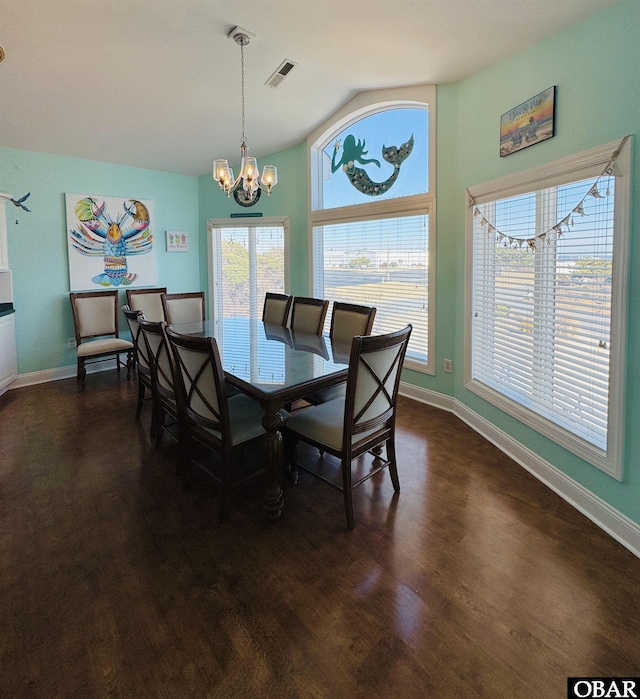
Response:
[0, 201, 17, 395]
[0, 312, 17, 395]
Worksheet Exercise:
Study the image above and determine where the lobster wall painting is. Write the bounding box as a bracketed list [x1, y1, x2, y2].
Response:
[66, 193, 156, 291]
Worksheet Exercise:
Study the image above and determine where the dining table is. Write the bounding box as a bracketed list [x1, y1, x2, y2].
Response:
[170, 316, 351, 520]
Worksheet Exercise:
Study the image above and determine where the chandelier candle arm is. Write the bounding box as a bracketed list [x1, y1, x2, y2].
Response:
[212, 27, 278, 201]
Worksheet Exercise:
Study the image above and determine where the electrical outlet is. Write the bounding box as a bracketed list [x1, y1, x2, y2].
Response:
[67, 337, 77, 349]
[444, 358, 453, 373]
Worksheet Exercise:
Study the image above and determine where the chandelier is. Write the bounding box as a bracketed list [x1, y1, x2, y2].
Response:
[213, 27, 278, 202]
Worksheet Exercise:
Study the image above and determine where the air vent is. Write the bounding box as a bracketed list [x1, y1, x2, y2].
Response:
[266, 59, 297, 88]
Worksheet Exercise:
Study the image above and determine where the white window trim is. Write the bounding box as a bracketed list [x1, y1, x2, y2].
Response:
[307, 86, 436, 374]
[207, 216, 290, 323]
[464, 139, 631, 479]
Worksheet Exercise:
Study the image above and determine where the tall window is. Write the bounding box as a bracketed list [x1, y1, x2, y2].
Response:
[208, 218, 288, 321]
[309, 88, 436, 373]
[207, 218, 289, 387]
[466, 139, 630, 478]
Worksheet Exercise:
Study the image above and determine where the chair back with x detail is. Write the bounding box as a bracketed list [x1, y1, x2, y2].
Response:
[285, 324, 412, 530]
[165, 327, 267, 521]
[122, 306, 154, 423]
[138, 318, 179, 450]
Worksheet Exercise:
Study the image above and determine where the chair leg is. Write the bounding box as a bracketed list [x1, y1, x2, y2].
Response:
[135, 380, 145, 420]
[126, 351, 133, 379]
[284, 433, 299, 484]
[219, 466, 230, 524]
[181, 440, 195, 490]
[154, 409, 166, 449]
[149, 398, 159, 438]
[77, 358, 86, 385]
[342, 456, 355, 531]
[176, 428, 189, 477]
[387, 437, 400, 493]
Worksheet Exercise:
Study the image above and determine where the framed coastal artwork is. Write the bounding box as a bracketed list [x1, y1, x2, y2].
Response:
[66, 193, 156, 291]
[500, 86, 556, 157]
[166, 230, 188, 252]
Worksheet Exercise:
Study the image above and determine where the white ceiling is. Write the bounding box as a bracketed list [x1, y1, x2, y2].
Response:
[0, 0, 618, 177]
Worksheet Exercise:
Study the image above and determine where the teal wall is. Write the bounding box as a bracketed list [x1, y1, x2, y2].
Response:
[198, 142, 310, 297]
[2, 0, 638, 526]
[438, 0, 640, 523]
[0, 147, 199, 374]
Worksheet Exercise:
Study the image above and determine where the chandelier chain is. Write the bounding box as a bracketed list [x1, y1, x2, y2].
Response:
[213, 27, 277, 199]
[240, 41, 246, 147]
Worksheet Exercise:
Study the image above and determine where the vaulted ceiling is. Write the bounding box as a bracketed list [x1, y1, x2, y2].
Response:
[0, 0, 619, 176]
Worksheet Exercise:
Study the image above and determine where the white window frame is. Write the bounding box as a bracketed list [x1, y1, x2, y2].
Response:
[307, 86, 436, 374]
[465, 139, 631, 479]
[207, 216, 290, 323]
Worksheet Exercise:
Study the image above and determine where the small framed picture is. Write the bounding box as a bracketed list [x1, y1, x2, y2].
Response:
[166, 230, 188, 252]
[500, 86, 556, 157]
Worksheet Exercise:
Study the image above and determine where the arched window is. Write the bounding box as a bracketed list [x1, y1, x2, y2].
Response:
[308, 87, 435, 373]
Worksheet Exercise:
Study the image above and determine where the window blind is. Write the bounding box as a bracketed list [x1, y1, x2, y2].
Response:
[313, 214, 429, 364]
[214, 225, 285, 321]
[211, 224, 286, 386]
[471, 176, 615, 451]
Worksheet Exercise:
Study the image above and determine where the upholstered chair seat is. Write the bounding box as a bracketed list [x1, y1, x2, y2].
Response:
[76, 337, 133, 356]
[197, 394, 267, 446]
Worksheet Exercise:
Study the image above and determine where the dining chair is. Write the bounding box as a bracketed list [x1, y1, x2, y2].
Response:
[290, 296, 329, 335]
[161, 292, 205, 326]
[126, 287, 167, 322]
[262, 292, 293, 327]
[138, 318, 180, 451]
[165, 327, 268, 522]
[305, 302, 377, 406]
[69, 290, 134, 386]
[122, 306, 154, 425]
[284, 324, 412, 530]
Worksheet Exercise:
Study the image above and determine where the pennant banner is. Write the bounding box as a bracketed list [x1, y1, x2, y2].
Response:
[468, 135, 629, 251]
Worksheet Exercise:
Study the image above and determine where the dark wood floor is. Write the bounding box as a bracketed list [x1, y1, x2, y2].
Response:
[1, 371, 639, 698]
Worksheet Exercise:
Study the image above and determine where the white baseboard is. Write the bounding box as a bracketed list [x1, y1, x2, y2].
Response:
[400, 381, 640, 559]
[399, 381, 455, 412]
[12, 359, 117, 389]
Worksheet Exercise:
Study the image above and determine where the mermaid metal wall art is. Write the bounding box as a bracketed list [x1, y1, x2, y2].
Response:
[330, 133, 414, 196]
